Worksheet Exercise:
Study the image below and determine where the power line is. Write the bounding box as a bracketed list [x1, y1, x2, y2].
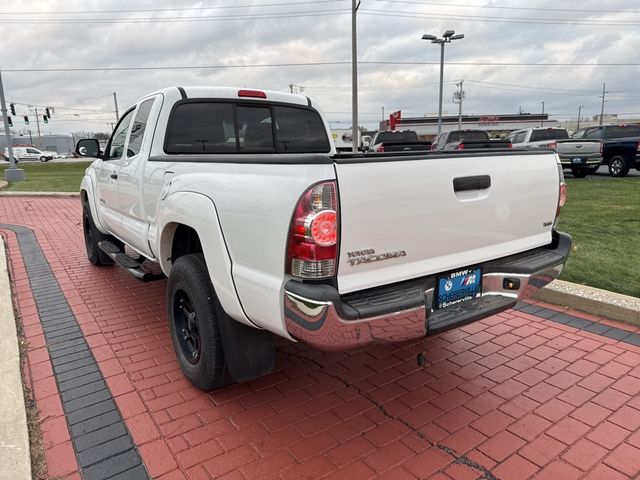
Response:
[0, 0, 347, 15]
[4, 61, 640, 73]
[359, 9, 640, 26]
[0, 9, 349, 24]
[374, 0, 640, 15]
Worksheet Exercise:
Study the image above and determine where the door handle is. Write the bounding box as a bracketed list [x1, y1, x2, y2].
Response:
[110, 173, 118, 180]
[453, 175, 491, 192]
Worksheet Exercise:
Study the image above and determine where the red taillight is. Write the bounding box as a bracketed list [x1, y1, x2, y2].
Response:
[507, 143, 512, 148]
[636, 143, 640, 153]
[554, 164, 567, 227]
[287, 182, 339, 279]
[457, 143, 465, 150]
[547, 142, 557, 149]
[238, 89, 267, 99]
[376, 145, 384, 152]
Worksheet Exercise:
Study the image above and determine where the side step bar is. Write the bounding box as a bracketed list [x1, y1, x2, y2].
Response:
[98, 241, 164, 282]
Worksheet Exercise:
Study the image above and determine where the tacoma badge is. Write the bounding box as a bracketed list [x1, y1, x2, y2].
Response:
[346, 248, 407, 266]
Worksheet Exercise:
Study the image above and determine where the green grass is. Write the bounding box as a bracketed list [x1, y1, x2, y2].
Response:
[0, 161, 91, 192]
[557, 176, 640, 298]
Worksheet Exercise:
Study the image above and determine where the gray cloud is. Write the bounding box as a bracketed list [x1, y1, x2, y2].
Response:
[1, 0, 639, 134]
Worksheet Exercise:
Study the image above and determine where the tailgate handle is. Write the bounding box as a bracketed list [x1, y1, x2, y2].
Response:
[453, 175, 491, 192]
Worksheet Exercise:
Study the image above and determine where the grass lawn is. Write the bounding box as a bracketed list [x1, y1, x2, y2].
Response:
[557, 176, 640, 298]
[0, 161, 91, 192]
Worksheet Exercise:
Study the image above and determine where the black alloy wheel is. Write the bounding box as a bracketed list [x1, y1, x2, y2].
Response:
[173, 290, 201, 365]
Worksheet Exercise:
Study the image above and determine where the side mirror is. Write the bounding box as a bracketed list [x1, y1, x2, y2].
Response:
[76, 139, 100, 158]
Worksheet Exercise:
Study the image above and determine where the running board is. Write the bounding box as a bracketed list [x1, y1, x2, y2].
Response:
[98, 241, 164, 282]
[427, 295, 516, 335]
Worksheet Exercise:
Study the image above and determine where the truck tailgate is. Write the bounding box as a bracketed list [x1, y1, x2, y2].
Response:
[556, 139, 601, 155]
[334, 151, 560, 294]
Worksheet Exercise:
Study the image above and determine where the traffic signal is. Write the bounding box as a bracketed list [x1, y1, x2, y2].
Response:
[45, 107, 51, 119]
[10, 103, 15, 115]
[43, 115, 48, 124]
[7, 117, 12, 127]
[24, 115, 29, 125]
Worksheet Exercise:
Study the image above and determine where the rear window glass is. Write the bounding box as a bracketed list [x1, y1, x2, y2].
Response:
[604, 125, 640, 139]
[165, 102, 330, 154]
[376, 131, 418, 143]
[448, 131, 489, 142]
[530, 129, 569, 142]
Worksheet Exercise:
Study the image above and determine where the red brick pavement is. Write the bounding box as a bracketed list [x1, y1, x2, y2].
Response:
[2, 196, 640, 480]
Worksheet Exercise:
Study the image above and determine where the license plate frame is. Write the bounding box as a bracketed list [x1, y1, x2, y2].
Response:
[435, 267, 482, 310]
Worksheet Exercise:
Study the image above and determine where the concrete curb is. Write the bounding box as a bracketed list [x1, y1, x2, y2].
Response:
[0, 180, 7, 190]
[0, 236, 32, 480]
[534, 279, 640, 327]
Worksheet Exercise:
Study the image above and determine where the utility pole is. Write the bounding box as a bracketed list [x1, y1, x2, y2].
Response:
[453, 80, 465, 129]
[577, 105, 584, 130]
[351, 0, 359, 153]
[34, 106, 41, 140]
[599, 83, 608, 126]
[113, 91, 119, 121]
[540, 101, 545, 127]
[381, 106, 384, 121]
[0, 70, 24, 182]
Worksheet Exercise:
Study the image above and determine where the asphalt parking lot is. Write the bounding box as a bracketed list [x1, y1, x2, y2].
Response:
[2, 196, 640, 480]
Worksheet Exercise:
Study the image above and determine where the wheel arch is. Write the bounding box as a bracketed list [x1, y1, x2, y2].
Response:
[157, 191, 252, 327]
[80, 174, 109, 233]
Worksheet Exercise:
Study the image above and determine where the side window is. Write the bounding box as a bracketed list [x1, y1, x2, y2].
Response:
[108, 109, 135, 159]
[126, 99, 155, 157]
[27, 148, 39, 154]
[583, 128, 601, 139]
[273, 106, 331, 153]
[515, 132, 527, 144]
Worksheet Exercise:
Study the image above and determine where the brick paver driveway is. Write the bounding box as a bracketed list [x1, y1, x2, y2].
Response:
[2, 196, 640, 480]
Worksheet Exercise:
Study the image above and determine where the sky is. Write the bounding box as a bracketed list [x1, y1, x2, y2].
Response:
[1, 0, 640, 135]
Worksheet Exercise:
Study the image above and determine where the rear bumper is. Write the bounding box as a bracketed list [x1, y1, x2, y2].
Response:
[558, 155, 602, 167]
[284, 231, 571, 351]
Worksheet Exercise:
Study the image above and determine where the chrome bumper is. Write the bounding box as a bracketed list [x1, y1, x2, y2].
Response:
[284, 263, 564, 351]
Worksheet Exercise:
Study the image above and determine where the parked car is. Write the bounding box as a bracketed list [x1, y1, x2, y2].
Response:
[431, 129, 511, 150]
[3, 146, 54, 162]
[75, 86, 570, 391]
[367, 130, 432, 152]
[572, 124, 640, 177]
[506, 127, 602, 178]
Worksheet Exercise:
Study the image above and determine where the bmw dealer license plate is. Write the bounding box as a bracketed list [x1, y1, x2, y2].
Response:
[436, 267, 482, 309]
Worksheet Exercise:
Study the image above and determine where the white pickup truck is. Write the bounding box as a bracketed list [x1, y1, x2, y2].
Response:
[77, 86, 571, 391]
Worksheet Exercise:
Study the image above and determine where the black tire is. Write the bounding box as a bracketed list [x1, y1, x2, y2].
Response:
[82, 201, 117, 265]
[167, 254, 229, 391]
[571, 166, 588, 178]
[608, 155, 630, 177]
[39, 156, 49, 162]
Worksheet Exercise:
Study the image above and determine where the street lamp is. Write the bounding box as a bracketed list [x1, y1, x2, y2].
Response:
[577, 105, 584, 130]
[422, 30, 464, 134]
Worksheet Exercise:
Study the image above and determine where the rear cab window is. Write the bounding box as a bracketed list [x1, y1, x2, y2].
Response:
[164, 101, 331, 154]
[604, 125, 640, 139]
[530, 129, 569, 142]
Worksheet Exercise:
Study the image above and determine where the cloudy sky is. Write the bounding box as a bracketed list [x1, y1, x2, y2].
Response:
[1, 0, 640, 135]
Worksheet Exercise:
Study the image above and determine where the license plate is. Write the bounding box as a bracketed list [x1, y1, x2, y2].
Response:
[572, 158, 584, 164]
[435, 267, 482, 310]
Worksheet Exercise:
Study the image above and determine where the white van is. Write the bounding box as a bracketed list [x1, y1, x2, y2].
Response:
[3, 146, 54, 162]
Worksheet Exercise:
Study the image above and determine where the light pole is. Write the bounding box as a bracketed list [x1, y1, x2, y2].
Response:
[422, 30, 464, 134]
[577, 105, 584, 130]
[540, 101, 545, 127]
